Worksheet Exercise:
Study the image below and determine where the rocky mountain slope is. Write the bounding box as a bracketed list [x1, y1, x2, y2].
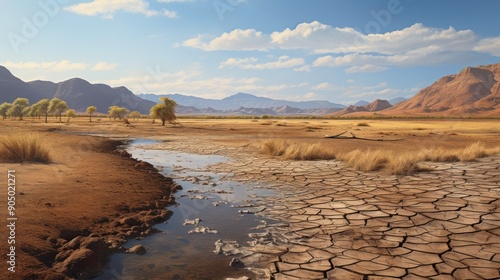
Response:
[387, 63, 500, 116]
[329, 99, 393, 116]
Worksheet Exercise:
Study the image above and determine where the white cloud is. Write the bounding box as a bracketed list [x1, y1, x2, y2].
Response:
[2, 60, 120, 72]
[312, 81, 418, 104]
[157, 0, 195, 2]
[474, 37, 500, 56]
[102, 70, 308, 98]
[162, 9, 177, 18]
[219, 56, 304, 70]
[304, 92, 318, 99]
[182, 21, 500, 72]
[2, 60, 88, 71]
[65, 0, 177, 19]
[92, 62, 118, 71]
[346, 64, 388, 73]
[293, 65, 311, 72]
[183, 29, 270, 51]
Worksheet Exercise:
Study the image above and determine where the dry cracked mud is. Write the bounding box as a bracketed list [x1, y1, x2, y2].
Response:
[145, 139, 500, 280]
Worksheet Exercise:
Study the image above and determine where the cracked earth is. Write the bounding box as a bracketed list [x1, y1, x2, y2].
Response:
[147, 138, 500, 280]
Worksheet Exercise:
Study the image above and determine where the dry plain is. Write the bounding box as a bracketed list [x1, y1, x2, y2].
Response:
[0, 117, 499, 279]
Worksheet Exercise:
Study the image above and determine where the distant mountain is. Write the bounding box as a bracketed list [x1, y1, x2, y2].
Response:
[138, 92, 346, 110]
[388, 97, 407, 105]
[0, 66, 155, 114]
[329, 99, 393, 116]
[28, 78, 155, 114]
[353, 100, 370, 107]
[386, 63, 500, 116]
[0, 66, 46, 103]
[174, 104, 341, 116]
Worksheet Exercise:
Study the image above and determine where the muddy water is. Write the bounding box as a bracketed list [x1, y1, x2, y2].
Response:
[96, 140, 277, 280]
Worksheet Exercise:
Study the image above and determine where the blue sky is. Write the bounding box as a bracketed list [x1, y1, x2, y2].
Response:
[1, 0, 499, 104]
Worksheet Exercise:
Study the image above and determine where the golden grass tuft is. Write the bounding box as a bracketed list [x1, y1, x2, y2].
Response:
[338, 142, 500, 175]
[261, 139, 288, 157]
[261, 139, 335, 160]
[0, 133, 51, 163]
[338, 149, 388, 171]
[261, 139, 500, 175]
[283, 143, 336, 160]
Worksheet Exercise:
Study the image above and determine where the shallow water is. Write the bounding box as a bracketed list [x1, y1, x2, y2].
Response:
[95, 139, 277, 280]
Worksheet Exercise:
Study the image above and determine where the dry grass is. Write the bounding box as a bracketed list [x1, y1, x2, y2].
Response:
[0, 133, 51, 163]
[261, 139, 288, 157]
[338, 142, 500, 175]
[356, 122, 370, 127]
[283, 143, 336, 160]
[262, 139, 500, 174]
[418, 142, 500, 162]
[260, 139, 335, 160]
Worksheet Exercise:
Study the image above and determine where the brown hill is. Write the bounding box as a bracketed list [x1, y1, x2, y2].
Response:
[386, 63, 500, 116]
[0, 66, 46, 103]
[329, 99, 392, 116]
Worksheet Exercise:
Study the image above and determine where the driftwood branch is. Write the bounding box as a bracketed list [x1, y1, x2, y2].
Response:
[324, 131, 404, 142]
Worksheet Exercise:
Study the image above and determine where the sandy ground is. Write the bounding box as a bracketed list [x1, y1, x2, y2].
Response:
[0, 117, 499, 279]
[0, 121, 177, 279]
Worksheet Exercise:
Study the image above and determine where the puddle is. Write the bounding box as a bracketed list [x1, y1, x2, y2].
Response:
[96, 139, 279, 280]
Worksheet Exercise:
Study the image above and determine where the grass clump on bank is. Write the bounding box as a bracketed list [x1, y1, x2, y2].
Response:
[338, 142, 500, 175]
[260, 139, 336, 160]
[0, 133, 51, 163]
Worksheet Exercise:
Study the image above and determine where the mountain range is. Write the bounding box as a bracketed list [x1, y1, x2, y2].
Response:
[138, 92, 347, 111]
[1, 63, 499, 117]
[0, 66, 155, 114]
[385, 64, 500, 116]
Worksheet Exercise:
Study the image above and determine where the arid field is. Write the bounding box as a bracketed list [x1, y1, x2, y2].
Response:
[1, 117, 500, 279]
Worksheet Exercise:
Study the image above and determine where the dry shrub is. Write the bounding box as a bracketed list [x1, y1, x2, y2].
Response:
[418, 142, 500, 162]
[458, 142, 489, 161]
[283, 143, 335, 160]
[339, 142, 500, 175]
[261, 139, 288, 157]
[417, 148, 460, 162]
[338, 150, 388, 171]
[356, 122, 370, 127]
[386, 155, 418, 175]
[0, 133, 51, 163]
[261, 139, 335, 160]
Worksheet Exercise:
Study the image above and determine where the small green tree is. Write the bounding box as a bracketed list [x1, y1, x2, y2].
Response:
[66, 109, 76, 123]
[86, 106, 97, 122]
[49, 98, 69, 122]
[108, 106, 129, 120]
[0, 102, 12, 120]
[150, 97, 177, 126]
[34, 99, 50, 123]
[129, 110, 141, 121]
[8, 98, 30, 120]
[28, 104, 41, 119]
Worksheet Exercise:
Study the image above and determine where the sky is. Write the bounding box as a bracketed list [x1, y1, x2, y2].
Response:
[1, 0, 499, 105]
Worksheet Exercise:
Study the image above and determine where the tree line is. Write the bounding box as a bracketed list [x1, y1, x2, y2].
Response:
[0, 97, 177, 125]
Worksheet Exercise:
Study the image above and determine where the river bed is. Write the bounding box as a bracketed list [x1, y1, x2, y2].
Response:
[95, 139, 280, 280]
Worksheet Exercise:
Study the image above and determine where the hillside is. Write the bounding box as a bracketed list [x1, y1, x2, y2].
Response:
[329, 99, 393, 116]
[386, 63, 500, 116]
[139, 92, 346, 110]
[28, 78, 155, 114]
[0, 66, 46, 103]
[0, 66, 155, 114]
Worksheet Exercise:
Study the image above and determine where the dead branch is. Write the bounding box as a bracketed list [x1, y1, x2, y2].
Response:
[324, 131, 404, 142]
